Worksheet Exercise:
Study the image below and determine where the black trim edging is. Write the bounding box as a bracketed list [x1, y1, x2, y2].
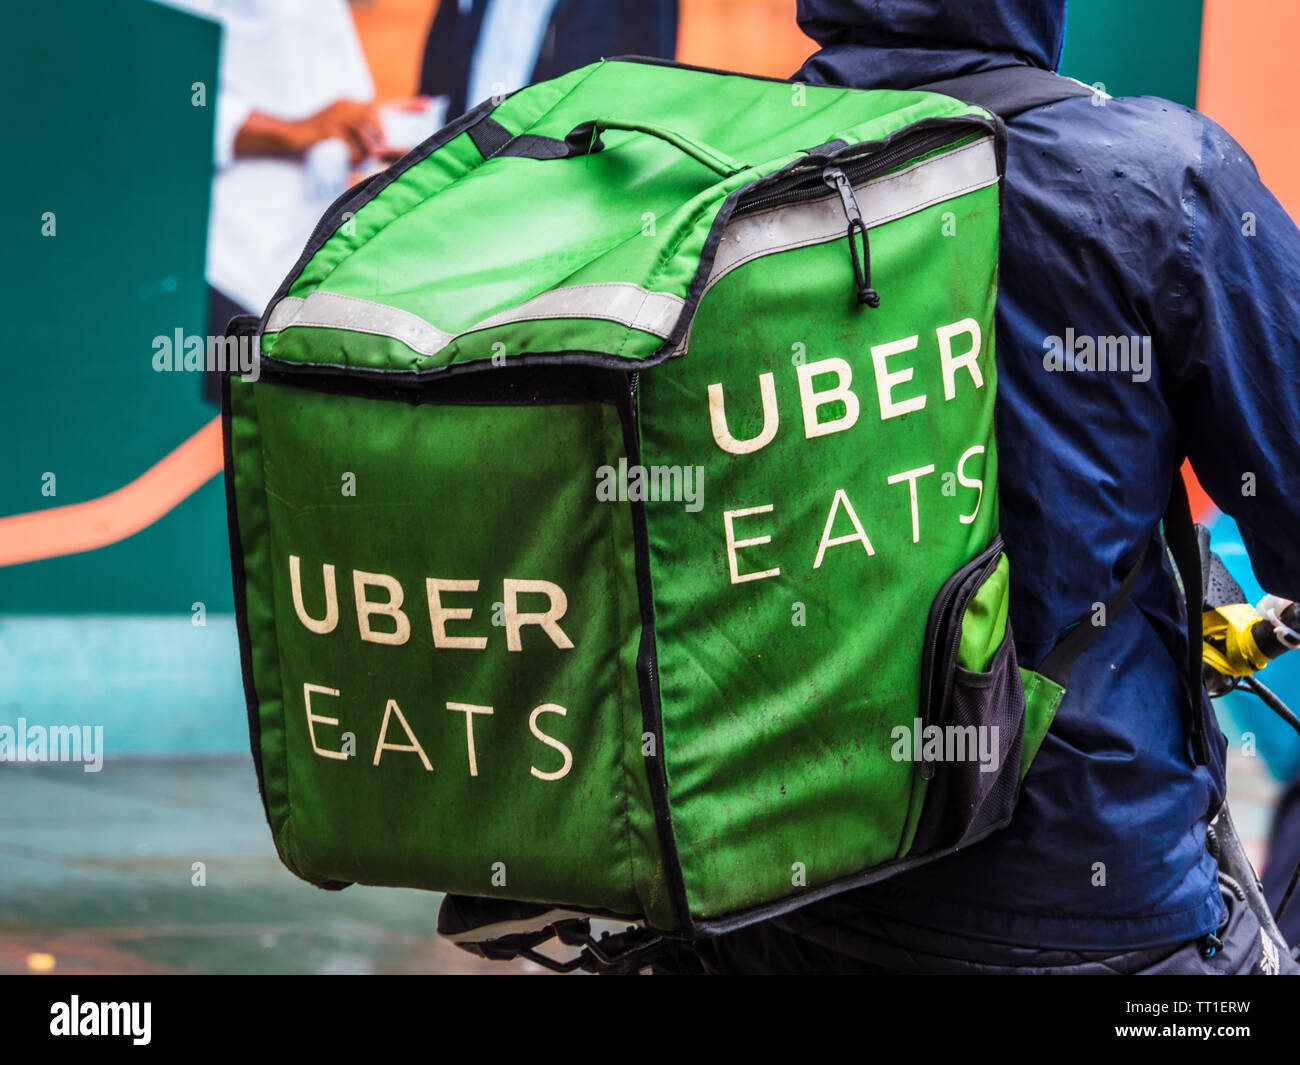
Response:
[617, 374, 694, 937]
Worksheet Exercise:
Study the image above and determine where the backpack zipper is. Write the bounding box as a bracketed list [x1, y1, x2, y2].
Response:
[732, 126, 974, 215]
[731, 124, 986, 310]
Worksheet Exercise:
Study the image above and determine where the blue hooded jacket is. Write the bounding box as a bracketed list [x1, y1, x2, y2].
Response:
[794, 0, 1300, 949]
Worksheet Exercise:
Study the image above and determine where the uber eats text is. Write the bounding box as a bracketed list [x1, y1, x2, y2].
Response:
[286, 567, 577, 782]
[708, 317, 987, 583]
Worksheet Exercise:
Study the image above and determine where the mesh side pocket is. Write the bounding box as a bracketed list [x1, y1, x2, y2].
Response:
[953, 633, 1026, 842]
[909, 631, 1026, 855]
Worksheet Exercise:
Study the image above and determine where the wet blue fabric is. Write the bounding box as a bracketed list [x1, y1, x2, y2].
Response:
[793, 0, 1300, 949]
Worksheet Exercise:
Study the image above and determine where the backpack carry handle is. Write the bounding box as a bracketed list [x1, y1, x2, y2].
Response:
[564, 119, 747, 177]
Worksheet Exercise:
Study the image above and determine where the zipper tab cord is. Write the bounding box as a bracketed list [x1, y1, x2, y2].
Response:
[822, 167, 880, 308]
[846, 217, 880, 309]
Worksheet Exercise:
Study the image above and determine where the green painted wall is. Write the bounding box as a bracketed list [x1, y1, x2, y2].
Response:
[1061, 0, 1203, 107]
[1, 0, 230, 613]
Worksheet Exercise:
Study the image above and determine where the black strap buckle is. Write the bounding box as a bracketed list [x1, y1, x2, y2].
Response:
[479, 923, 668, 975]
[438, 895, 670, 974]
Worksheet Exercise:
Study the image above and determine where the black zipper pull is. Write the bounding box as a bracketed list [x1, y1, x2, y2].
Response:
[822, 167, 880, 309]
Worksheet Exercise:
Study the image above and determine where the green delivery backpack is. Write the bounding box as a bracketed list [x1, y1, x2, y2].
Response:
[223, 58, 1110, 938]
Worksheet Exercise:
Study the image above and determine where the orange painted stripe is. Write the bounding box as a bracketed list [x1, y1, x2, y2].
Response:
[1182, 459, 1217, 525]
[0, 417, 224, 568]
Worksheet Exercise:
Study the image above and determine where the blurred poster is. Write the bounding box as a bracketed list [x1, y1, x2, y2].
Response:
[419, 0, 679, 119]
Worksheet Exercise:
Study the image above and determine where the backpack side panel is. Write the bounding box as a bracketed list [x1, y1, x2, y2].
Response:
[638, 145, 1010, 924]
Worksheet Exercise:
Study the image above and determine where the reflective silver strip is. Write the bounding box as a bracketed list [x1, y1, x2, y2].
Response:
[673, 136, 1000, 355]
[473, 282, 684, 337]
[265, 281, 686, 359]
[267, 292, 453, 353]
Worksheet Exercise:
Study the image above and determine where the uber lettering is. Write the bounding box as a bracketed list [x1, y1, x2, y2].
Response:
[707, 317, 988, 583]
[288, 560, 575, 780]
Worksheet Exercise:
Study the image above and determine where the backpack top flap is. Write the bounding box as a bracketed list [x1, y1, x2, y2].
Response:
[257, 57, 994, 377]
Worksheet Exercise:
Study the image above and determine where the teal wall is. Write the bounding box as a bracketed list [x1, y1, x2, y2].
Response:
[1, 2, 242, 754]
[1, 0, 231, 615]
[1062, 0, 1203, 107]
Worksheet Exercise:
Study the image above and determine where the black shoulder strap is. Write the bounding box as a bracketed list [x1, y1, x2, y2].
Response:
[1162, 471, 1214, 765]
[915, 66, 1094, 119]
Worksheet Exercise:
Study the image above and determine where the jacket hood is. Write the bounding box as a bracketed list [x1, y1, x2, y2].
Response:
[795, 0, 1068, 89]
